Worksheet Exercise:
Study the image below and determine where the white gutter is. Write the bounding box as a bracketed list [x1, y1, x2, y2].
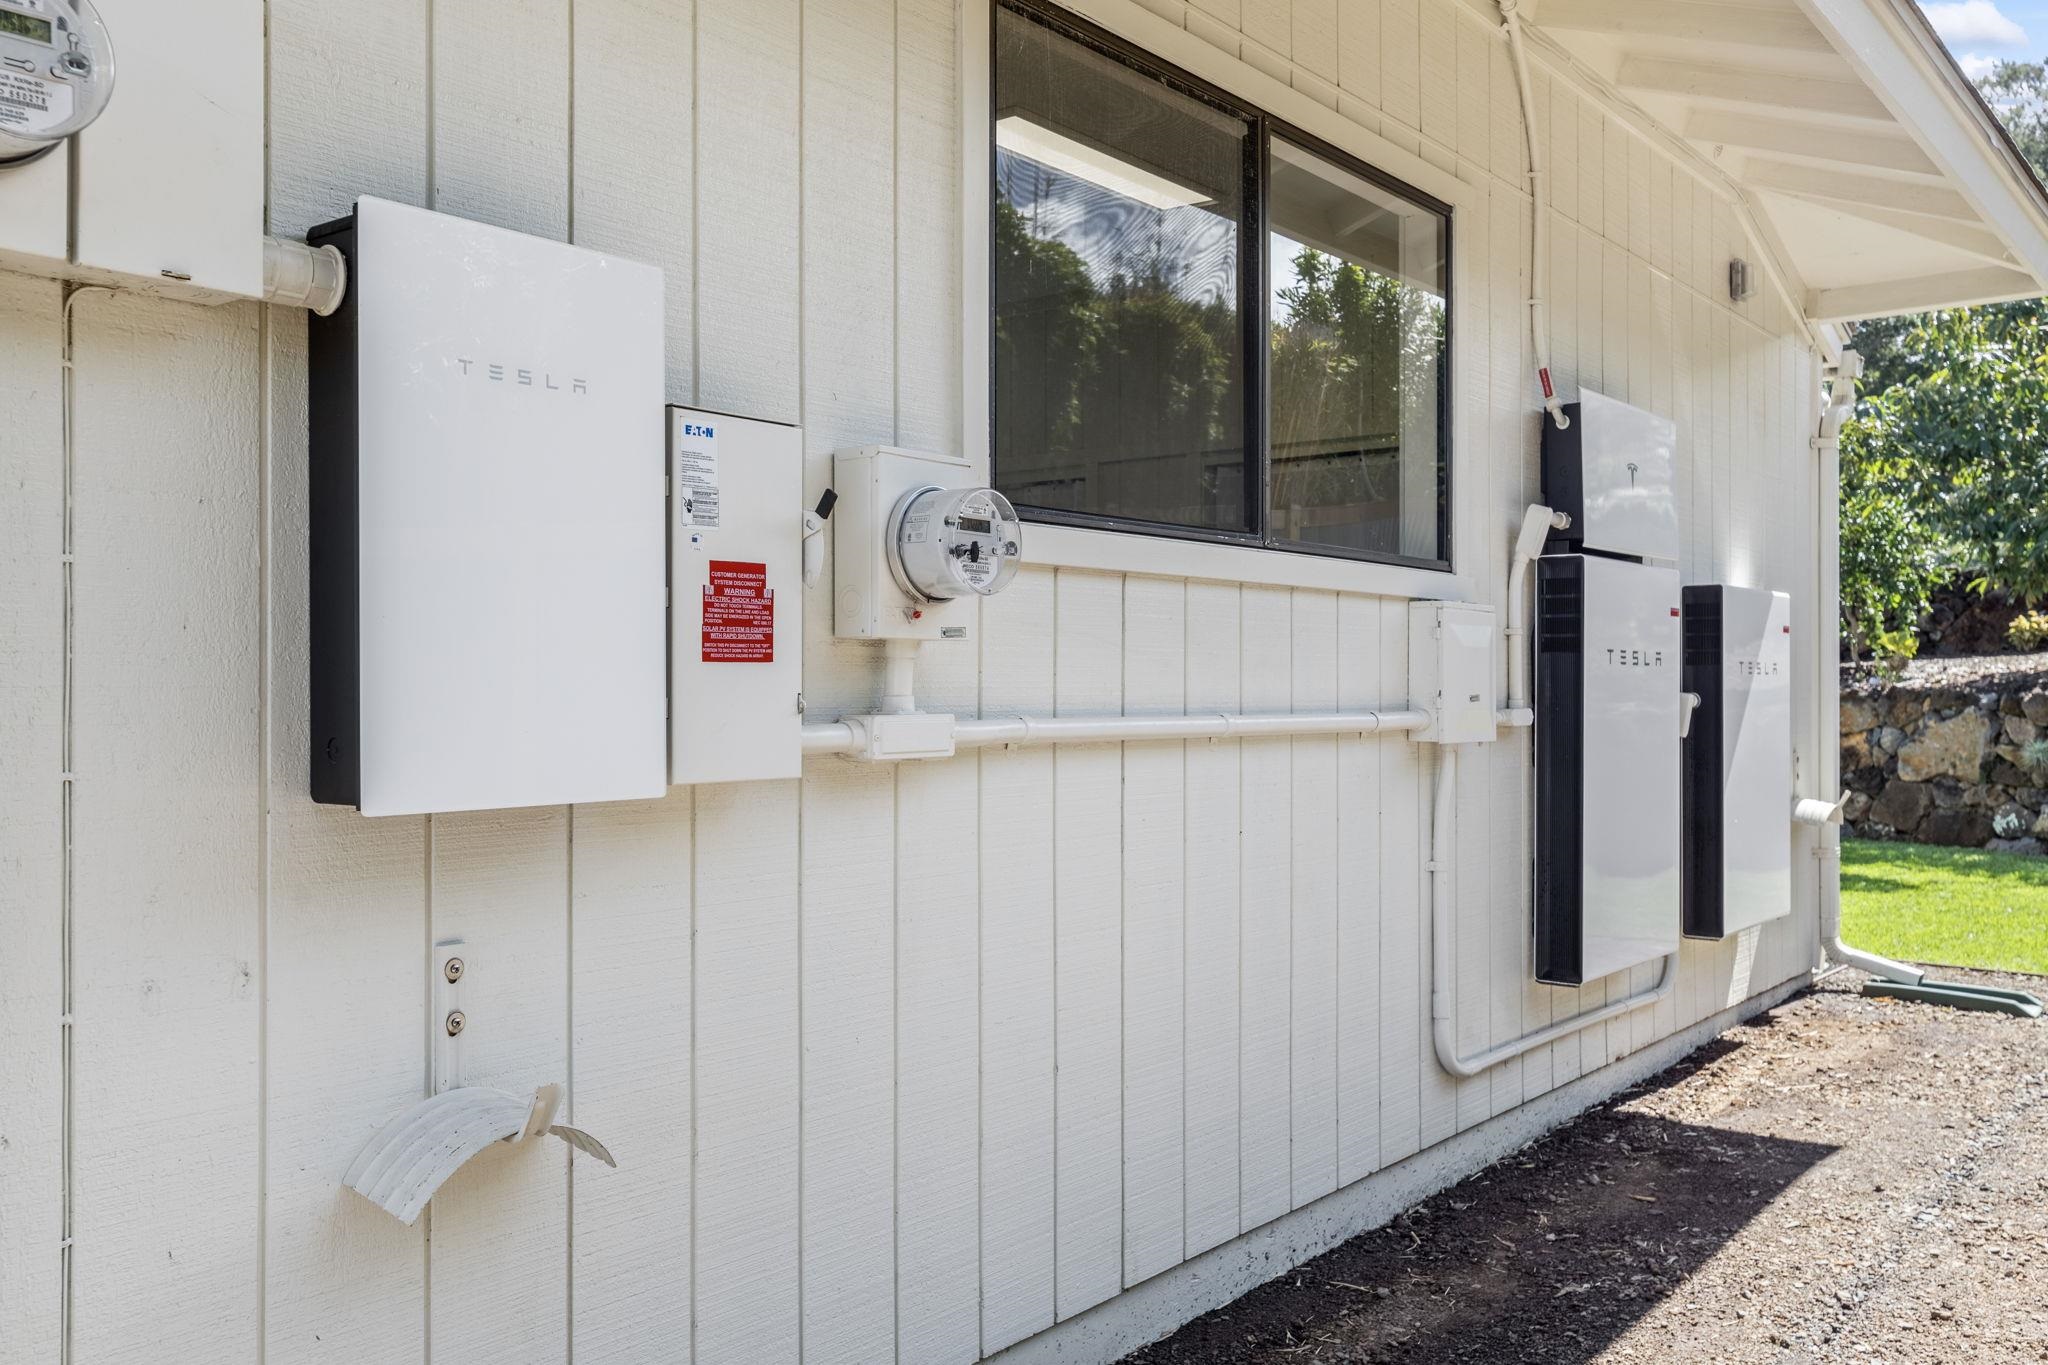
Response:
[1806, 348, 1924, 985]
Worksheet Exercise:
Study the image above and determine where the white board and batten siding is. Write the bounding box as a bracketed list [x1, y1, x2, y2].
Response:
[0, 0, 1823, 1362]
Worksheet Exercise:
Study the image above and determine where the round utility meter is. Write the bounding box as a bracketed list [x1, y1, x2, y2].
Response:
[0, 0, 114, 165]
[887, 485, 1023, 603]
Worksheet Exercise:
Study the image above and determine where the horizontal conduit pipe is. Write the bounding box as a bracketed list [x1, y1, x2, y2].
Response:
[1427, 743, 1679, 1079]
[799, 709, 1433, 757]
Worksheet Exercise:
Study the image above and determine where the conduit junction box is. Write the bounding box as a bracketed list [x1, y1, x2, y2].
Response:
[1408, 600, 1497, 744]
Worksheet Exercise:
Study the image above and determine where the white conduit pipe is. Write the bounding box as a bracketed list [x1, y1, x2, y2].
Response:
[1427, 741, 1679, 1079]
[1808, 350, 1923, 987]
[1506, 503, 1569, 713]
[262, 236, 348, 316]
[1498, 0, 1570, 431]
[800, 709, 1435, 756]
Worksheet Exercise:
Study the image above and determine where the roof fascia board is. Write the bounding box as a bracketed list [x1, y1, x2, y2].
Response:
[1808, 264, 2040, 320]
[1794, 0, 2048, 287]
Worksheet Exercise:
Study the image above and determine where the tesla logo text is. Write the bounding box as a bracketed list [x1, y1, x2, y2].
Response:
[1603, 647, 1666, 667]
[1734, 660, 1780, 676]
[456, 358, 588, 394]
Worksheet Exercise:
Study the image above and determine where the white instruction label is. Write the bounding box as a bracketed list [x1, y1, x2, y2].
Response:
[0, 70, 71, 136]
[675, 420, 720, 529]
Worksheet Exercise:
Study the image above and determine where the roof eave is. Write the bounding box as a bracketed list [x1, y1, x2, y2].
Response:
[1795, 0, 2048, 299]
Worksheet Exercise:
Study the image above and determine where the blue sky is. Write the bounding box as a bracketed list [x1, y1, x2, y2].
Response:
[1920, 0, 2048, 77]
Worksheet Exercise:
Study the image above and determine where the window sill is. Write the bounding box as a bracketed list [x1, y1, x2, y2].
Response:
[1026, 521, 1473, 601]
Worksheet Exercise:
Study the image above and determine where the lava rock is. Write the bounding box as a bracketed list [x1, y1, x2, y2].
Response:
[1867, 780, 1934, 833]
[2026, 690, 2048, 726]
[1897, 710, 1991, 783]
[1920, 808, 1995, 847]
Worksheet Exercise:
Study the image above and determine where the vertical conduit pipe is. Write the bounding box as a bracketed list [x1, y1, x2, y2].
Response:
[1810, 350, 1922, 986]
[1498, 0, 1569, 430]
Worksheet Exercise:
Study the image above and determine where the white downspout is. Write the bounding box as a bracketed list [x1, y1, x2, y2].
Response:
[1498, 0, 1569, 431]
[1808, 350, 1923, 986]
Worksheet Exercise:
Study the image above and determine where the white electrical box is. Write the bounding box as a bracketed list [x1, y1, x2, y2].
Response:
[670, 407, 804, 785]
[1408, 600, 1497, 744]
[75, 0, 265, 299]
[308, 197, 667, 816]
[1682, 585, 1793, 938]
[834, 445, 1018, 641]
[1541, 388, 1679, 563]
[1534, 554, 1682, 985]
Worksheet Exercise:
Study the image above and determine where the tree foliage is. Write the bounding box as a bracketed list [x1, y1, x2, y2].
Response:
[1836, 60, 2048, 659]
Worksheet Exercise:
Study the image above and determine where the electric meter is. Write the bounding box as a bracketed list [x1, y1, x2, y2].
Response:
[0, 0, 113, 165]
[887, 485, 1022, 603]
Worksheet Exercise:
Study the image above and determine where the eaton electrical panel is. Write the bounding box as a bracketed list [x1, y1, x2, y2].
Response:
[670, 407, 804, 785]
[1534, 554, 1683, 985]
[1408, 600, 1498, 744]
[1682, 586, 1794, 939]
[308, 198, 667, 816]
[1541, 388, 1679, 563]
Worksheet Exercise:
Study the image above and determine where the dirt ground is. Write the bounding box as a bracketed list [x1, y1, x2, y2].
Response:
[1126, 968, 2048, 1365]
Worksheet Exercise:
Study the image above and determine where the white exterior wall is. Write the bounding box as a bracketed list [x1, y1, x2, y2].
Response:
[0, 1, 1826, 1362]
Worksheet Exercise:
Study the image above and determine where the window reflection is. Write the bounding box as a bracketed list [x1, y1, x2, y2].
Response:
[993, 7, 1249, 531]
[1268, 139, 1447, 559]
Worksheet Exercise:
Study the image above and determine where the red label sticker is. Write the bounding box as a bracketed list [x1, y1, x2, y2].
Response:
[702, 560, 773, 663]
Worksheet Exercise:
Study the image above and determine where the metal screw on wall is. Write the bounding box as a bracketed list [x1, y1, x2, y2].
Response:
[445, 1010, 466, 1037]
[444, 957, 465, 983]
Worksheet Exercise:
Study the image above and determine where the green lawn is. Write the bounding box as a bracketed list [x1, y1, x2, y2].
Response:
[1841, 839, 2048, 976]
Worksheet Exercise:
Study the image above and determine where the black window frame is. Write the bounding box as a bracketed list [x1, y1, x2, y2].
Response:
[990, 0, 1455, 573]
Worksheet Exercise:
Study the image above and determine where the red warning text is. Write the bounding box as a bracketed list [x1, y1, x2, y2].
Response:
[702, 560, 773, 663]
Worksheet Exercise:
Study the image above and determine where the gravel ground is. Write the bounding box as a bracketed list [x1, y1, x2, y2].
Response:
[1126, 969, 2048, 1365]
[1843, 651, 2048, 696]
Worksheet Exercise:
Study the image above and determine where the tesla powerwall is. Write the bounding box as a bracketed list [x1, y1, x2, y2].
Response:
[1682, 585, 1794, 938]
[1540, 388, 1679, 563]
[1534, 553, 1683, 986]
[307, 197, 667, 816]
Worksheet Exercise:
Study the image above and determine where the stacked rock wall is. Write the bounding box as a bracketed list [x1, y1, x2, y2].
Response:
[1842, 669, 2048, 853]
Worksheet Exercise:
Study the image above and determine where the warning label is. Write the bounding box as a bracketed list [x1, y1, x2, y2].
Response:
[701, 560, 773, 663]
[675, 421, 720, 529]
[0, 70, 69, 134]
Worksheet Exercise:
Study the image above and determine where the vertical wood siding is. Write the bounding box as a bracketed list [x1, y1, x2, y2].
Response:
[0, 0, 1823, 1360]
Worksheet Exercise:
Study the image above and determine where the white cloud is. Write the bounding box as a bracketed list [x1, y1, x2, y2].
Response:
[1921, 0, 2029, 48]
[1957, 51, 2001, 78]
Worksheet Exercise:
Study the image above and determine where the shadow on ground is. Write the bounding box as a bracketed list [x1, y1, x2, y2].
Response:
[1126, 975, 2048, 1364]
[1129, 1036, 1835, 1364]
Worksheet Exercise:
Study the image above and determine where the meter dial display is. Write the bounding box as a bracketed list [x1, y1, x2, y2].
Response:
[887, 485, 1023, 603]
[0, 0, 114, 160]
